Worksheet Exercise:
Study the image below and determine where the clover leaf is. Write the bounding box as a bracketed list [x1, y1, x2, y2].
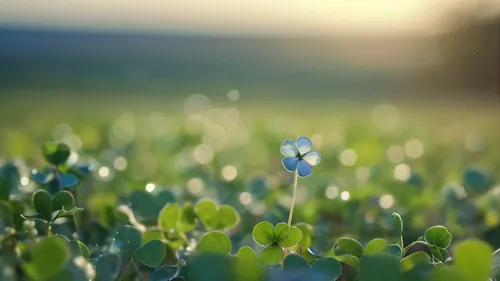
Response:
[424, 226, 452, 249]
[194, 199, 239, 231]
[252, 221, 302, 265]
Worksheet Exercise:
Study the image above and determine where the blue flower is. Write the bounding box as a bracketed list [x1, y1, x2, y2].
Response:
[280, 136, 321, 177]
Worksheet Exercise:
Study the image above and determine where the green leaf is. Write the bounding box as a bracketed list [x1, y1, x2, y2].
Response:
[55, 207, 83, 219]
[0, 201, 13, 228]
[454, 239, 493, 281]
[277, 226, 302, 248]
[364, 238, 387, 256]
[385, 244, 402, 257]
[431, 246, 451, 263]
[158, 203, 181, 231]
[134, 240, 166, 268]
[236, 246, 259, 262]
[111, 225, 142, 260]
[430, 265, 467, 281]
[0, 162, 19, 201]
[52, 234, 70, 242]
[214, 205, 239, 230]
[42, 142, 71, 166]
[33, 190, 53, 221]
[95, 253, 121, 281]
[252, 221, 275, 246]
[143, 229, 164, 243]
[23, 238, 69, 281]
[275, 222, 289, 241]
[311, 257, 342, 280]
[333, 237, 364, 259]
[197, 231, 232, 254]
[359, 253, 401, 281]
[261, 243, 283, 265]
[392, 212, 403, 234]
[336, 254, 360, 272]
[296, 223, 314, 263]
[73, 240, 90, 259]
[194, 200, 239, 231]
[52, 191, 75, 211]
[283, 253, 310, 272]
[425, 226, 452, 248]
[179, 203, 197, 232]
[400, 252, 431, 272]
[194, 199, 218, 229]
[151, 265, 180, 281]
[491, 248, 500, 281]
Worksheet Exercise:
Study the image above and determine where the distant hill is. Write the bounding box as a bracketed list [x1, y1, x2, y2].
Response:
[0, 27, 496, 103]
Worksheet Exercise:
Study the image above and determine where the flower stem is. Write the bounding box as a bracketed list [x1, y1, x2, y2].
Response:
[282, 171, 299, 264]
[287, 171, 299, 226]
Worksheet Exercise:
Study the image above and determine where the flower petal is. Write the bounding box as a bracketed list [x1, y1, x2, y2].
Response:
[303, 150, 321, 166]
[297, 160, 313, 177]
[295, 136, 312, 155]
[282, 157, 299, 172]
[280, 140, 298, 157]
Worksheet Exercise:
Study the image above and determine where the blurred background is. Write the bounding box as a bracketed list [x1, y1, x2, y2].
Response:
[1, 0, 500, 250]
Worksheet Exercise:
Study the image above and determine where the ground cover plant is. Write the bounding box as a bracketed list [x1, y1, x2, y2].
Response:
[0, 101, 499, 281]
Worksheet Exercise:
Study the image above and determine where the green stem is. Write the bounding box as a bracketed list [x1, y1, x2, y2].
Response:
[283, 171, 299, 264]
[131, 260, 144, 281]
[287, 171, 299, 226]
[117, 261, 132, 281]
[46, 222, 52, 237]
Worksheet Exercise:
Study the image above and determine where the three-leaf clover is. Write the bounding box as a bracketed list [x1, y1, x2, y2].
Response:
[252, 221, 302, 265]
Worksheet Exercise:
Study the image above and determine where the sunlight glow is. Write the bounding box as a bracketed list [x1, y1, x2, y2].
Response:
[379, 194, 394, 209]
[325, 185, 339, 199]
[239, 192, 252, 205]
[145, 183, 156, 193]
[0, 0, 477, 35]
[227, 89, 240, 101]
[221, 165, 238, 181]
[193, 144, 214, 164]
[98, 167, 110, 178]
[340, 149, 357, 167]
[340, 191, 350, 201]
[404, 139, 424, 159]
[20, 177, 30, 186]
[394, 163, 411, 181]
[113, 157, 128, 171]
[187, 178, 204, 194]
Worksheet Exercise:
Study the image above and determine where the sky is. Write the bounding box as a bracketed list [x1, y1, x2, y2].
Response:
[0, 0, 499, 35]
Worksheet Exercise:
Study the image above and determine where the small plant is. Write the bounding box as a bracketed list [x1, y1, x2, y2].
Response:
[0, 136, 498, 281]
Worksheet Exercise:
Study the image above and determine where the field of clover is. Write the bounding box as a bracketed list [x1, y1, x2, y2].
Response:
[0, 100, 500, 281]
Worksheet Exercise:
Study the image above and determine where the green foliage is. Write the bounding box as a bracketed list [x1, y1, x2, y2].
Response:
[261, 243, 283, 265]
[134, 240, 166, 267]
[194, 199, 240, 231]
[283, 253, 310, 272]
[2, 135, 500, 281]
[252, 221, 302, 248]
[454, 240, 493, 281]
[196, 231, 232, 254]
[310, 257, 342, 280]
[400, 252, 431, 272]
[359, 253, 401, 281]
[364, 238, 387, 256]
[425, 226, 452, 249]
[23, 238, 69, 281]
[33, 190, 53, 221]
[42, 142, 71, 166]
[111, 225, 142, 259]
[332, 237, 364, 258]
